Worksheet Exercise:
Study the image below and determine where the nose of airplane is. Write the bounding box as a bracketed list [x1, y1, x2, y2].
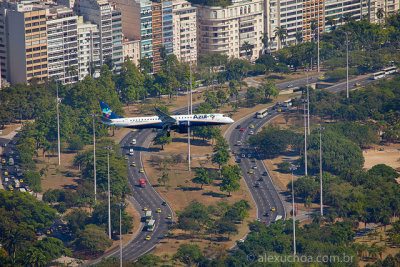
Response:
[229, 118, 234, 124]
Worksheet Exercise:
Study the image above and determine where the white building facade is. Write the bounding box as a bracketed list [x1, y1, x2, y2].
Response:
[197, 0, 264, 61]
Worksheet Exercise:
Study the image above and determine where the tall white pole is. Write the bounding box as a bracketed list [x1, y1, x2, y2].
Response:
[56, 81, 61, 166]
[291, 168, 296, 256]
[120, 206, 122, 267]
[105, 147, 112, 239]
[345, 32, 349, 99]
[92, 115, 97, 202]
[190, 63, 193, 114]
[304, 103, 308, 176]
[187, 64, 192, 172]
[318, 127, 325, 216]
[307, 74, 310, 135]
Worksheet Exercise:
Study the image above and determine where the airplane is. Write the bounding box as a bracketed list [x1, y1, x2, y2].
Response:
[99, 101, 234, 136]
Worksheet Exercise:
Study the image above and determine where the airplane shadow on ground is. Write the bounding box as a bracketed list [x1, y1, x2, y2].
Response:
[171, 137, 210, 147]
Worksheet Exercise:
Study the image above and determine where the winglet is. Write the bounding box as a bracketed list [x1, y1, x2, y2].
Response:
[99, 101, 123, 119]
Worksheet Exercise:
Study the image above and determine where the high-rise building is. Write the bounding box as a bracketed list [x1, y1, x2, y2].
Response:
[197, 0, 264, 61]
[114, 0, 195, 71]
[1, 2, 48, 84]
[79, 0, 123, 71]
[172, 0, 197, 64]
[302, 0, 324, 42]
[77, 16, 100, 79]
[46, 6, 79, 84]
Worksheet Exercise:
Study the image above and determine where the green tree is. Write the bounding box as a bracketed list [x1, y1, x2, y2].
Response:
[220, 165, 241, 196]
[240, 41, 253, 60]
[173, 244, 205, 266]
[158, 171, 170, 186]
[274, 26, 288, 49]
[24, 171, 42, 192]
[192, 168, 212, 189]
[212, 136, 231, 169]
[73, 224, 112, 254]
[153, 131, 172, 150]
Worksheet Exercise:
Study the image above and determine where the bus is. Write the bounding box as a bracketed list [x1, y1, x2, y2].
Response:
[145, 210, 152, 222]
[255, 108, 268, 119]
[383, 66, 398, 75]
[282, 99, 292, 107]
[147, 219, 155, 231]
[370, 71, 386, 80]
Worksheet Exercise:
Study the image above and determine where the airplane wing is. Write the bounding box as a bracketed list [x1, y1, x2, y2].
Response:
[155, 107, 178, 129]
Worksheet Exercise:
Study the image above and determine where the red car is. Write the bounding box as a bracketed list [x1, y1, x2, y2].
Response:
[240, 128, 245, 131]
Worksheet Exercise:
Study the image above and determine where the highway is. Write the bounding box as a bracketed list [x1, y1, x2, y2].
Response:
[93, 71, 390, 261]
[226, 109, 285, 225]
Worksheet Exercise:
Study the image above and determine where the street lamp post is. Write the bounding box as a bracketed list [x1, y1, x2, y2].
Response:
[290, 165, 297, 256]
[187, 63, 193, 171]
[117, 202, 125, 267]
[104, 146, 113, 239]
[90, 114, 98, 202]
[56, 80, 61, 166]
[303, 102, 308, 176]
[317, 126, 325, 216]
[306, 71, 310, 135]
[344, 32, 351, 99]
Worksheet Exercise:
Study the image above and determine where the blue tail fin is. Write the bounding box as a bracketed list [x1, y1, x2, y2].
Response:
[99, 101, 123, 119]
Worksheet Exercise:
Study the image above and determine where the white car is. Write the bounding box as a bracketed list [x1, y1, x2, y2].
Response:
[129, 148, 134, 156]
[249, 130, 254, 135]
[131, 139, 137, 145]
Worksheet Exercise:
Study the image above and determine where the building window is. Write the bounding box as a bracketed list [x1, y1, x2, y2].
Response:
[213, 11, 217, 19]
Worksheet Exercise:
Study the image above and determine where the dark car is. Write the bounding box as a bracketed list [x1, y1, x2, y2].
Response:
[255, 183, 260, 188]
[236, 125, 241, 129]
[263, 172, 268, 176]
[236, 158, 242, 163]
[258, 177, 263, 182]
[162, 201, 167, 206]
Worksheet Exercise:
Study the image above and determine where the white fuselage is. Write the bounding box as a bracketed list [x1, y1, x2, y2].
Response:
[102, 113, 234, 129]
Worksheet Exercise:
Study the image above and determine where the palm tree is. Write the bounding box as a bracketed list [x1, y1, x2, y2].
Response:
[261, 33, 269, 54]
[274, 26, 288, 49]
[376, 8, 385, 25]
[295, 31, 302, 44]
[240, 41, 253, 60]
[326, 16, 336, 31]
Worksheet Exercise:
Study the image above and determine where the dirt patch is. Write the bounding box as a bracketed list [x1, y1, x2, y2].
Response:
[363, 143, 400, 170]
[253, 70, 321, 83]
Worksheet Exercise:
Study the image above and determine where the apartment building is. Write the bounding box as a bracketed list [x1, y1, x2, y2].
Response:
[79, 0, 123, 71]
[302, 0, 324, 42]
[46, 6, 79, 84]
[0, 6, 8, 83]
[77, 16, 100, 79]
[1, 2, 48, 84]
[197, 0, 264, 61]
[172, 0, 197, 64]
[122, 38, 141, 66]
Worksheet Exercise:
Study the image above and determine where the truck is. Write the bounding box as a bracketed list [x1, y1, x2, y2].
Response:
[140, 179, 146, 188]
[8, 157, 14, 166]
[145, 211, 152, 222]
[147, 219, 155, 231]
